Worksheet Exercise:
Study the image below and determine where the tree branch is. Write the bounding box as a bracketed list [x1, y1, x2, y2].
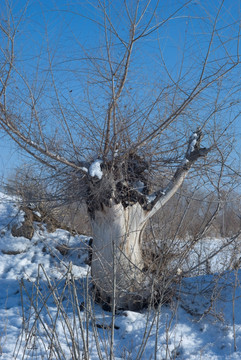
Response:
[0, 106, 88, 173]
[144, 128, 210, 220]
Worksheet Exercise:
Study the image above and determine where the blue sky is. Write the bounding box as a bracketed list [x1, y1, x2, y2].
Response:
[0, 136, 26, 183]
[0, 0, 241, 183]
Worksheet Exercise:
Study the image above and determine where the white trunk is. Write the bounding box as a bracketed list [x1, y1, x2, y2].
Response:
[90, 130, 209, 309]
[91, 202, 148, 310]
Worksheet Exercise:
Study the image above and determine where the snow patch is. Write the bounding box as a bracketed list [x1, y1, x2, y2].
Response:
[81, 166, 88, 173]
[89, 159, 103, 179]
[187, 132, 198, 155]
[182, 158, 190, 166]
[0, 192, 241, 359]
[146, 190, 165, 203]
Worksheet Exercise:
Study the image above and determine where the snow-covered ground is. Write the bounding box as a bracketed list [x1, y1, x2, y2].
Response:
[0, 192, 241, 359]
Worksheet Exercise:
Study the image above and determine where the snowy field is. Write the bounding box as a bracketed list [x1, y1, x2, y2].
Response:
[0, 192, 241, 359]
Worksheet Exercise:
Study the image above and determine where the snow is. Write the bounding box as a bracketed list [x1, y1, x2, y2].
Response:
[182, 158, 190, 166]
[89, 159, 103, 179]
[81, 166, 88, 173]
[187, 132, 198, 156]
[0, 192, 241, 359]
[146, 190, 166, 203]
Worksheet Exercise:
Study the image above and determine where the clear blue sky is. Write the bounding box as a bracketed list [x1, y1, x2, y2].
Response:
[0, 0, 241, 184]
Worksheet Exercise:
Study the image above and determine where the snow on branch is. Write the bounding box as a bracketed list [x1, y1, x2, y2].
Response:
[89, 160, 103, 180]
[185, 127, 209, 162]
[187, 132, 198, 156]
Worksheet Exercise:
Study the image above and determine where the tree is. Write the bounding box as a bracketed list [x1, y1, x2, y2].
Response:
[0, 0, 241, 309]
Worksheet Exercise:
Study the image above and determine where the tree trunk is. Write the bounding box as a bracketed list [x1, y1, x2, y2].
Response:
[90, 129, 210, 310]
[91, 202, 148, 310]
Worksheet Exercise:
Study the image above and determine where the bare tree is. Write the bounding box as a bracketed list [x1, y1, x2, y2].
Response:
[0, 0, 241, 309]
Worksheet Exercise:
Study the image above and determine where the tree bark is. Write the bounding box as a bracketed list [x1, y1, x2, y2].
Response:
[91, 202, 148, 310]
